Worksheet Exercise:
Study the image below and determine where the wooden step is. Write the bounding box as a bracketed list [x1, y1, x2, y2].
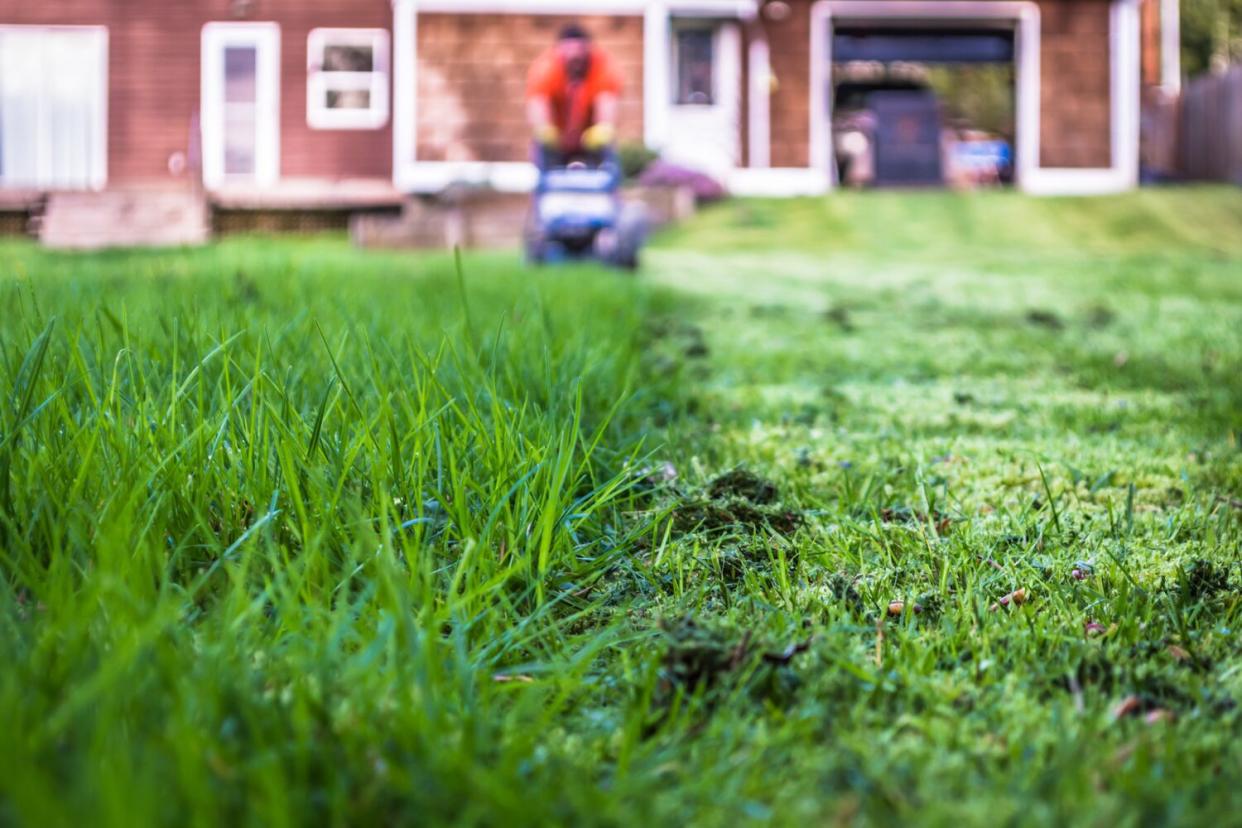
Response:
[40, 189, 209, 250]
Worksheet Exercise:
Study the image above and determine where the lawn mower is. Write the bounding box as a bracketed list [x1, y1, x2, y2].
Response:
[524, 154, 647, 270]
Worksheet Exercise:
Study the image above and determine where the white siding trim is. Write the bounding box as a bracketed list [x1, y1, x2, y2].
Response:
[1020, 168, 1134, 197]
[403, 161, 538, 192]
[809, 3, 832, 179]
[95, 29, 109, 191]
[393, 0, 417, 189]
[1013, 1, 1043, 190]
[644, 2, 672, 149]
[1160, 0, 1181, 93]
[728, 167, 828, 195]
[747, 33, 770, 168]
[200, 22, 281, 190]
[1116, 0, 1142, 187]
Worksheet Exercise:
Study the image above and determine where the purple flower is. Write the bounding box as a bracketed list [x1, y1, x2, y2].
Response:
[636, 161, 727, 202]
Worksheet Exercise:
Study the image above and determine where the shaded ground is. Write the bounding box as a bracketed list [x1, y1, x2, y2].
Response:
[2, 188, 1241, 826]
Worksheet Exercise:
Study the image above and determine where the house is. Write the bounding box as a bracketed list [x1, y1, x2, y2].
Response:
[0, 0, 1181, 245]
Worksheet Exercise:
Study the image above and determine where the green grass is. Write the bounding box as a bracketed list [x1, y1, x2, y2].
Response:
[2, 188, 1241, 827]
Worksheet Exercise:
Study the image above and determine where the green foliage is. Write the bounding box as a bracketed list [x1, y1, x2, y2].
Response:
[618, 141, 660, 181]
[924, 64, 1016, 137]
[3, 188, 1242, 826]
[1182, 0, 1242, 76]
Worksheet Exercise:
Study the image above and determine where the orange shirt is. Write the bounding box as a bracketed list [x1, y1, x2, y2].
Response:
[526, 46, 622, 152]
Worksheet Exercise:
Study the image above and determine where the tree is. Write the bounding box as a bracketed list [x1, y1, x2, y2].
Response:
[1181, 0, 1242, 76]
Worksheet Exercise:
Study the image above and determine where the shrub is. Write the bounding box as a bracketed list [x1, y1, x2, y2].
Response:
[617, 141, 660, 180]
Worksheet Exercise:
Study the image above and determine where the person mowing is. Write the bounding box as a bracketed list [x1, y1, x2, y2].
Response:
[526, 23, 622, 169]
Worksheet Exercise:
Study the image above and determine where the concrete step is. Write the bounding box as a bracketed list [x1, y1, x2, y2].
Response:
[40, 189, 209, 250]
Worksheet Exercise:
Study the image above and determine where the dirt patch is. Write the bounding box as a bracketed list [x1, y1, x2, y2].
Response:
[1025, 309, 1065, 330]
[711, 540, 799, 582]
[879, 506, 953, 535]
[1086, 304, 1117, 328]
[672, 500, 803, 536]
[643, 317, 710, 359]
[826, 572, 865, 614]
[663, 467, 804, 538]
[708, 468, 779, 504]
[656, 616, 811, 702]
[1171, 558, 1235, 601]
[659, 616, 751, 693]
[823, 305, 856, 332]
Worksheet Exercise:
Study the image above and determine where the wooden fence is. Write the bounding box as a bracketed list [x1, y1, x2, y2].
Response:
[1177, 66, 1242, 184]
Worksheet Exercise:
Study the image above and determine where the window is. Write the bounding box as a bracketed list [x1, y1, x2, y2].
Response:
[307, 28, 389, 130]
[223, 45, 259, 175]
[0, 26, 108, 189]
[674, 28, 715, 105]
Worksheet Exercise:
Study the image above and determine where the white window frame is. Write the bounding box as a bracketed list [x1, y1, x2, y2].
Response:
[671, 23, 719, 107]
[201, 22, 280, 189]
[306, 28, 389, 130]
[0, 25, 109, 191]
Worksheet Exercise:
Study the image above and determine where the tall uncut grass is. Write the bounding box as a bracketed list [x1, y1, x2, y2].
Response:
[1, 241, 675, 826]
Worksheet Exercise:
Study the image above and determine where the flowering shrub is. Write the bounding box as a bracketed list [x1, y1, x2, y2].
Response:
[637, 160, 727, 202]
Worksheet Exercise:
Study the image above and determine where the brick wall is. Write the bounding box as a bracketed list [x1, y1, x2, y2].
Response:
[763, 1, 813, 168]
[414, 14, 644, 164]
[1039, 0, 1112, 168]
[0, 0, 393, 187]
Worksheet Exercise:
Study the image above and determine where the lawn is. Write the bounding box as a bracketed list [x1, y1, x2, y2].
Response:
[2, 188, 1241, 826]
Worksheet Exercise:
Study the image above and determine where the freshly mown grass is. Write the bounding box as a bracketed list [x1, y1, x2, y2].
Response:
[3, 189, 1242, 827]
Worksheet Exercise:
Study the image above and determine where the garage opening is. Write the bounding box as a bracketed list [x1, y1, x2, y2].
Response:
[831, 25, 1017, 189]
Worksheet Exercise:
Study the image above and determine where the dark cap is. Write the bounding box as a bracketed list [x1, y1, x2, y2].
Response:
[558, 23, 590, 41]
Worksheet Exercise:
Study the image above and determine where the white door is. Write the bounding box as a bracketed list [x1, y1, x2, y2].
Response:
[201, 22, 280, 189]
[0, 26, 108, 190]
[662, 21, 741, 179]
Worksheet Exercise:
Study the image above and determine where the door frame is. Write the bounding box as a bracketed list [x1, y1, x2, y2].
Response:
[811, 1, 1040, 192]
[811, 0, 1141, 195]
[200, 22, 281, 189]
[663, 18, 742, 175]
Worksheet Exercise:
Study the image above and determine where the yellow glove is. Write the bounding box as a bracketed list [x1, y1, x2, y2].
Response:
[535, 124, 560, 148]
[582, 123, 616, 151]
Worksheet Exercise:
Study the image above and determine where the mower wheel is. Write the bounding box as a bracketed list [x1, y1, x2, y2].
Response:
[613, 203, 649, 271]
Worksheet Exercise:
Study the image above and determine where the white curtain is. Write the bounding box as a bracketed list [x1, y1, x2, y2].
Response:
[0, 28, 106, 189]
